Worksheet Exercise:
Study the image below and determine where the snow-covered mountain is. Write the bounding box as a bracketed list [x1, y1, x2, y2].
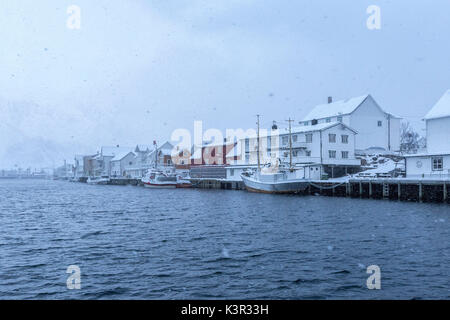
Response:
[0, 99, 94, 168]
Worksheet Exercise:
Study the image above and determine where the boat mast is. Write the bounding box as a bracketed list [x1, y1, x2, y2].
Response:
[154, 140, 158, 169]
[287, 118, 294, 170]
[256, 114, 260, 171]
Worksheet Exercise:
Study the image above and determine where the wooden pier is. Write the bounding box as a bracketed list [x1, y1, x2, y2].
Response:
[190, 179, 244, 190]
[308, 179, 450, 204]
[82, 176, 449, 204]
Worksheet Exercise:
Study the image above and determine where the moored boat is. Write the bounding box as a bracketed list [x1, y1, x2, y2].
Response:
[87, 176, 110, 185]
[142, 169, 177, 188]
[240, 115, 310, 194]
[241, 169, 308, 194]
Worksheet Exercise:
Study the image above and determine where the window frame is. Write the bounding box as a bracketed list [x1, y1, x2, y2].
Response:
[329, 133, 336, 143]
[432, 157, 443, 171]
[328, 150, 337, 158]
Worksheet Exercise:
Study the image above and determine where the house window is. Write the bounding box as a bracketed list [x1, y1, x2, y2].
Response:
[283, 152, 289, 157]
[306, 150, 311, 157]
[304, 121, 309, 126]
[329, 150, 336, 158]
[293, 150, 298, 157]
[341, 151, 349, 159]
[306, 134, 313, 143]
[341, 135, 349, 144]
[432, 157, 443, 171]
[129, 162, 133, 165]
[378, 121, 382, 127]
[329, 134, 336, 143]
[292, 135, 298, 142]
[282, 136, 289, 145]
[326, 118, 331, 123]
[337, 116, 343, 122]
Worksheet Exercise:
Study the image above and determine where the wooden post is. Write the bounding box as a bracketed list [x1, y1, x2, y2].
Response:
[369, 181, 372, 198]
[359, 182, 362, 198]
[443, 183, 447, 202]
[419, 183, 423, 202]
[346, 182, 350, 197]
[398, 183, 401, 201]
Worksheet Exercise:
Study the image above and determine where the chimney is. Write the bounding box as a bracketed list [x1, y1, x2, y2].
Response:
[271, 121, 278, 130]
[328, 96, 333, 104]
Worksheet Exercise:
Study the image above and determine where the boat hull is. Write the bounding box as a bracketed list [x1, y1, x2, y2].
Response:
[143, 182, 177, 188]
[176, 183, 192, 188]
[87, 178, 110, 185]
[241, 175, 309, 194]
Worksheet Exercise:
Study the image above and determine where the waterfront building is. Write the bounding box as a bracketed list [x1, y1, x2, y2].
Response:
[124, 145, 152, 178]
[83, 146, 134, 177]
[190, 140, 241, 166]
[73, 155, 85, 179]
[301, 94, 401, 152]
[111, 151, 136, 177]
[239, 122, 361, 178]
[405, 90, 450, 178]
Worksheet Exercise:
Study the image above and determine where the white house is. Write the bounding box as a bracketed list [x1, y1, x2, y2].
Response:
[239, 122, 361, 178]
[111, 151, 136, 177]
[91, 146, 134, 177]
[124, 145, 152, 178]
[405, 90, 450, 178]
[301, 94, 401, 152]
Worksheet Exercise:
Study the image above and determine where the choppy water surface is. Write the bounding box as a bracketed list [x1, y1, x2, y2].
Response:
[0, 179, 449, 299]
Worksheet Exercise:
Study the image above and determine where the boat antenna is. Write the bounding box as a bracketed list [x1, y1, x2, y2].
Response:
[256, 114, 260, 171]
[153, 140, 158, 169]
[286, 118, 294, 170]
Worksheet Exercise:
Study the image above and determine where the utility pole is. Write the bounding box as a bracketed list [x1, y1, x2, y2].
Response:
[286, 118, 295, 170]
[387, 114, 391, 151]
[256, 114, 260, 171]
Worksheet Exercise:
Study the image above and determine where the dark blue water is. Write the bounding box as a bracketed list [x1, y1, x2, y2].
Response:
[0, 179, 449, 299]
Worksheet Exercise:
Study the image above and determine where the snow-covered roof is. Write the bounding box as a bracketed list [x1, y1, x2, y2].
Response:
[111, 151, 135, 162]
[404, 152, 450, 157]
[424, 89, 450, 120]
[302, 95, 370, 121]
[101, 146, 134, 157]
[135, 144, 152, 152]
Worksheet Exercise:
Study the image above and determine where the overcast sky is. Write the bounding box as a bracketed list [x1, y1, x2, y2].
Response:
[0, 0, 449, 168]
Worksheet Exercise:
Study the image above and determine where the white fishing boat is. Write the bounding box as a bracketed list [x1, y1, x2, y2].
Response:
[241, 116, 310, 194]
[142, 168, 177, 188]
[141, 141, 178, 188]
[241, 164, 308, 194]
[86, 176, 110, 185]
